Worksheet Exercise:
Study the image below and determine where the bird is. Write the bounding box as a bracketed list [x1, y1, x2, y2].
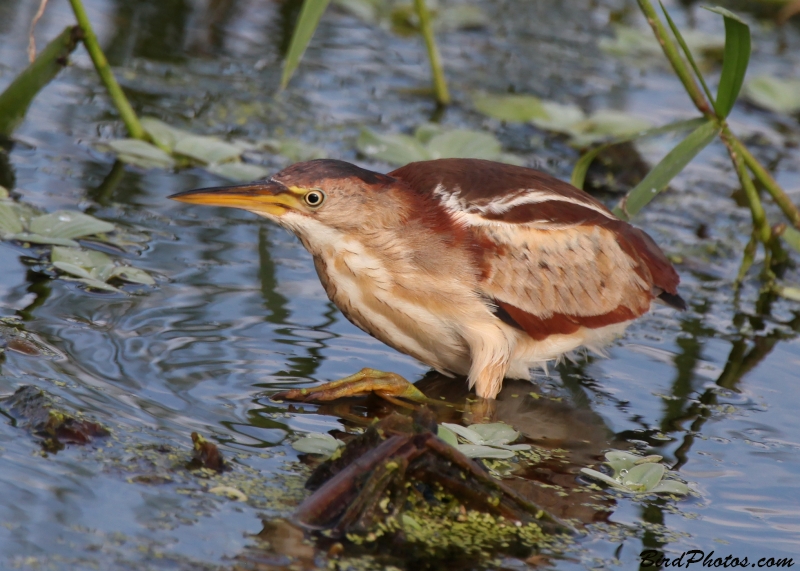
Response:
[170, 158, 684, 401]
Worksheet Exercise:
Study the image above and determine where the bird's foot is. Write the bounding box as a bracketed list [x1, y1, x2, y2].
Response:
[272, 368, 428, 406]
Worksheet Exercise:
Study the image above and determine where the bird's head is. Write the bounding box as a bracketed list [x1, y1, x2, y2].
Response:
[169, 159, 401, 235]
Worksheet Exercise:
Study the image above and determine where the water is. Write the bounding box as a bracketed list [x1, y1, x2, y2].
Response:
[0, 0, 799, 568]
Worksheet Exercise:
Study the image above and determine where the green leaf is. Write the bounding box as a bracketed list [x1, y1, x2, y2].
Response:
[775, 285, 800, 302]
[468, 423, 520, 446]
[743, 76, 800, 115]
[52, 261, 93, 280]
[571, 117, 707, 189]
[440, 422, 484, 445]
[567, 109, 652, 146]
[141, 117, 193, 153]
[437, 424, 459, 447]
[106, 139, 176, 169]
[30, 211, 115, 240]
[357, 128, 430, 165]
[426, 129, 502, 161]
[51, 246, 114, 270]
[173, 136, 243, 165]
[110, 266, 156, 286]
[781, 225, 800, 253]
[614, 120, 720, 220]
[660, 2, 716, 108]
[280, 0, 331, 89]
[580, 468, 627, 489]
[10, 233, 80, 247]
[456, 444, 515, 459]
[650, 479, 690, 495]
[622, 463, 666, 492]
[68, 277, 122, 293]
[292, 432, 343, 456]
[705, 6, 750, 118]
[472, 93, 548, 123]
[0, 202, 24, 235]
[531, 101, 587, 133]
[206, 162, 272, 182]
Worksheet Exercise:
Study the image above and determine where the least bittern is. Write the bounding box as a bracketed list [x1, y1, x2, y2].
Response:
[170, 158, 684, 401]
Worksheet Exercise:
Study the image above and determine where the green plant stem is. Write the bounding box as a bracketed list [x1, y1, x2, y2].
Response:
[67, 0, 145, 140]
[637, 0, 713, 117]
[735, 233, 757, 288]
[720, 129, 771, 244]
[413, 0, 450, 106]
[730, 134, 800, 229]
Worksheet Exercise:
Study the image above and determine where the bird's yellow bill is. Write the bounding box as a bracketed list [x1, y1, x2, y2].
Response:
[168, 182, 299, 217]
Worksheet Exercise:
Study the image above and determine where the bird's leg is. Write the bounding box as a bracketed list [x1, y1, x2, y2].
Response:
[272, 368, 429, 404]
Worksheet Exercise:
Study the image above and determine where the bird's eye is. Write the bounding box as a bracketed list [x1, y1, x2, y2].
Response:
[304, 190, 325, 207]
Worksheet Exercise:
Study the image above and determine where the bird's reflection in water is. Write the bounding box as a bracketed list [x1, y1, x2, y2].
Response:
[296, 371, 620, 525]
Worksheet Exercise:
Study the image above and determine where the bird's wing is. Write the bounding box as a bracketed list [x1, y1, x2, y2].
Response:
[390, 158, 682, 339]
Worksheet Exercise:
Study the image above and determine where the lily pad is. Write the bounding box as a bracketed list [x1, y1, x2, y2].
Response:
[622, 463, 666, 492]
[140, 117, 193, 152]
[206, 162, 272, 182]
[650, 479, 691, 495]
[436, 423, 459, 447]
[106, 139, 176, 169]
[10, 233, 80, 247]
[110, 266, 156, 286]
[292, 433, 344, 456]
[567, 109, 652, 146]
[532, 101, 587, 133]
[743, 76, 800, 115]
[456, 444, 516, 459]
[67, 277, 122, 293]
[30, 210, 115, 240]
[472, 93, 549, 123]
[0, 202, 24, 235]
[426, 129, 502, 161]
[599, 25, 723, 59]
[357, 128, 430, 165]
[468, 423, 520, 446]
[174, 135, 243, 165]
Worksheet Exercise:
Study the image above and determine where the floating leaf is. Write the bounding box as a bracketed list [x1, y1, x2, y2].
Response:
[568, 110, 652, 146]
[600, 25, 723, 59]
[426, 129, 502, 160]
[52, 261, 93, 280]
[468, 423, 520, 446]
[650, 479, 690, 495]
[705, 7, 751, 118]
[0, 202, 24, 235]
[52, 245, 113, 268]
[456, 444, 516, 459]
[10, 233, 80, 247]
[141, 117, 193, 153]
[30, 211, 115, 240]
[614, 120, 719, 220]
[743, 76, 800, 115]
[472, 93, 548, 123]
[413, 123, 443, 144]
[277, 139, 328, 163]
[357, 128, 430, 165]
[580, 467, 627, 489]
[206, 162, 271, 182]
[435, 5, 486, 31]
[110, 266, 156, 286]
[622, 463, 666, 492]
[66, 277, 122, 293]
[437, 424, 459, 447]
[174, 135, 243, 165]
[531, 101, 587, 133]
[775, 285, 800, 302]
[440, 422, 484, 445]
[106, 139, 175, 169]
[292, 432, 343, 456]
